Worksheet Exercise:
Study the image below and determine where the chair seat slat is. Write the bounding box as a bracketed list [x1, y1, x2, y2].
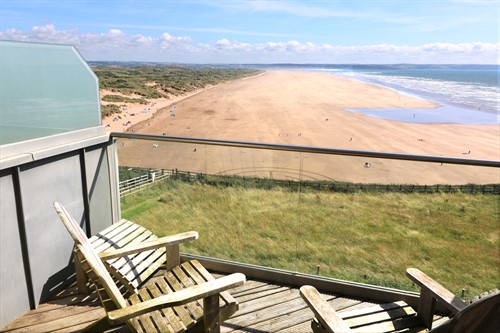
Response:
[165, 268, 204, 320]
[146, 283, 187, 332]
[155, 277, 194, 328]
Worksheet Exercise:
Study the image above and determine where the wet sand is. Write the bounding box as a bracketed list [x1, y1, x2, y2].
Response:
[114, 71, 499, 185]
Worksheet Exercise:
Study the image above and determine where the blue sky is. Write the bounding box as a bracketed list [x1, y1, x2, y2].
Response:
[1, 0, 498, 64]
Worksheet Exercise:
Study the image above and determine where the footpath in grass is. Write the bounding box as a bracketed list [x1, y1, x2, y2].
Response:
[121, 179, 499, 299]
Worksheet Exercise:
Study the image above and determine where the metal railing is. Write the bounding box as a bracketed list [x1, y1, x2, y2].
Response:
[112, 132, 500, 168]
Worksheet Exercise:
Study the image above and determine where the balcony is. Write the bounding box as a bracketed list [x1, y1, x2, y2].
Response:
[2, 133, 498, 332]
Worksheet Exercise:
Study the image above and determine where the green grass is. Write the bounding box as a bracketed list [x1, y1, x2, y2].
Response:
[101, 104, 121, 117]
[93, 65, 262, 100]
[121, 179, 499, 299]
[102, 94, 149, 104]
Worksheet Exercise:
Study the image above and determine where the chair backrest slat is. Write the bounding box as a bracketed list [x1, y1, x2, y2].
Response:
[54, 202, 128, 309]
[431, 292, 500, 333]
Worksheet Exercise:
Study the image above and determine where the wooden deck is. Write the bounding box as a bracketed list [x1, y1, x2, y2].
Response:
[1, 274, 449, 333]
[221, 278, 378, 332]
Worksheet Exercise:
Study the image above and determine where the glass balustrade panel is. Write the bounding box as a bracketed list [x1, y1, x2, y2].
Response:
[0, 41, 100, 145]
[116, 136, 499, 298]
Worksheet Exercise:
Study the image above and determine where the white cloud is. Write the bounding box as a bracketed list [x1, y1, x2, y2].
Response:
[83, 29, 129, 48]
[422, 42, 499, 53]
[130, 34, 153, 46]
[158, 32, 191, 49]
[214, 39, 253, 51]
[3, 24, 80, 45]
[108, 29, 124, 36]
[215, 38, 231, 48]
[1, 28, 29, 41]
[0, 25, 497, 64]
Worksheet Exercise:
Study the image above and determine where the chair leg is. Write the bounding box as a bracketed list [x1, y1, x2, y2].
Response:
[204, 294, 221, 333]
[165, 244, 180, 271]
[418, 291, 436, 329]
[74, 252, 90, 295]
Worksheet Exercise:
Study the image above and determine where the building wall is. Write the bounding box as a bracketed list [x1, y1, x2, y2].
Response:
[0, 129, 118, 327]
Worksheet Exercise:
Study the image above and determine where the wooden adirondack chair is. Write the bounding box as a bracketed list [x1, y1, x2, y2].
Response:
[300, 268, 499, 333]
[75, 217, 186, 296]
[54, 202, 245, 333]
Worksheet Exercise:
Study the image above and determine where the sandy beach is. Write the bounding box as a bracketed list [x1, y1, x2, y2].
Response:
[101, 86, 217, 133]
[113, 71, 499, 185]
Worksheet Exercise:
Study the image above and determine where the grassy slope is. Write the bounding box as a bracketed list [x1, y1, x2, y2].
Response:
[121, 179, 499, 299]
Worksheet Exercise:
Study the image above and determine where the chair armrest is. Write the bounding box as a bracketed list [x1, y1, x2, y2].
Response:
[107, 273, 245, 324]
[99, 231, 198, 260]
[406, 268, 467, 329]
[406, 268, 467, 314]
[300, 285, 352, 333]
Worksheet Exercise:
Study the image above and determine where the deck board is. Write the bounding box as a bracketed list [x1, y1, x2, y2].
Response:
[0, 274, 447, 333]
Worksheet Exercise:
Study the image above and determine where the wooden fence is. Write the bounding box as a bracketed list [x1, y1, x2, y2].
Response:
[200, 175, 500, 194]
[119, 168, 170, 196]
[119, 167, 500, 196]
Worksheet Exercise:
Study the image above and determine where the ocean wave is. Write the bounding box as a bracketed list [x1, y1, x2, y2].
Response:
[339, 71, 499, 114]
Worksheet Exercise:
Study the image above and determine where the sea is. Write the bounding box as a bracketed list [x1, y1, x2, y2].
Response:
[248, 64, 499, 125]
